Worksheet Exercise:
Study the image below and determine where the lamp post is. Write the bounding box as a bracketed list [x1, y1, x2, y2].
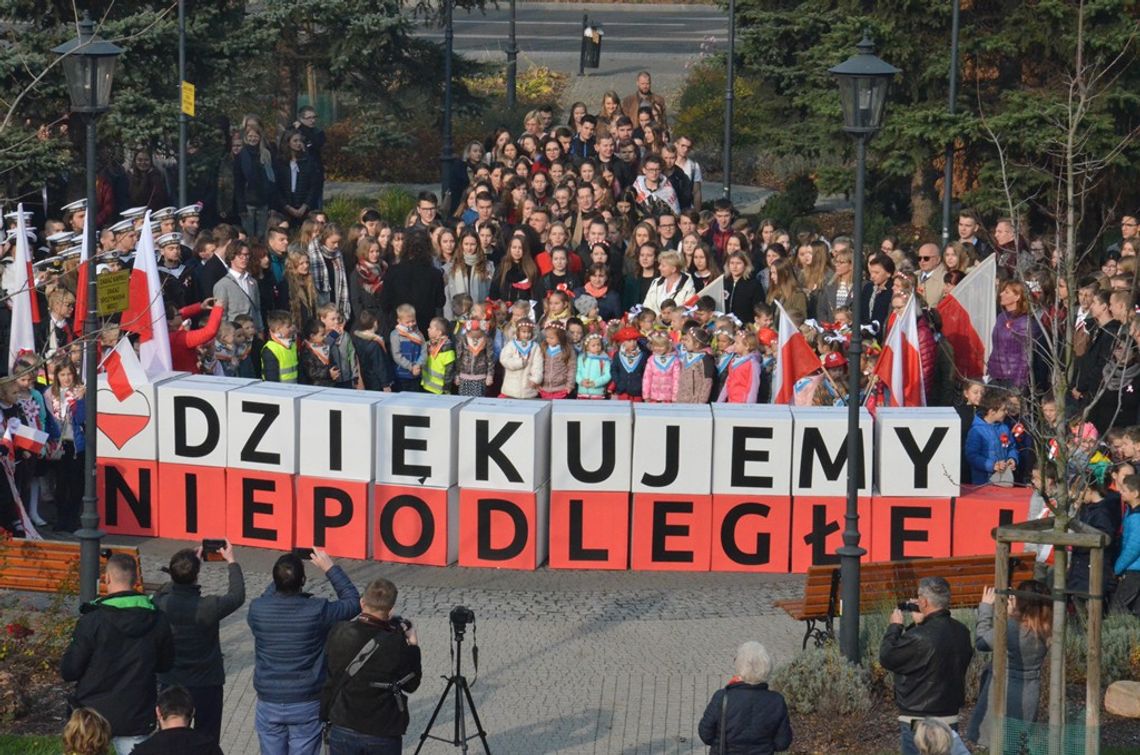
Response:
[53, 12, 122, 604]
[722, 0, 735, 201]
[440, 0, 456, 213]
[829, 33, 898, 665]
[177, 0, 187, 207]
[940, 0, 961, 247]
[506, 0, 517, 111]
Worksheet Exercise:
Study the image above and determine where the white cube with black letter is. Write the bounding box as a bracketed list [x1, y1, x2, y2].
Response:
[375, 394, 469, 489]
[299, 389, 388, 482]
[226, 382, 320, 474]
[874, 407, 961, 497]
[631, 403, 712, 494]
[711, 404, 793, 496]
[550, 400, 633, 491]
[157, 376, 251, 468]
[457, 398, 551, 491]
[791, 406, 873, 496]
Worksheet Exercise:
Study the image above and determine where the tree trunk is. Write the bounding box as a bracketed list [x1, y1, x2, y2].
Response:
[910, 160, 934, 229]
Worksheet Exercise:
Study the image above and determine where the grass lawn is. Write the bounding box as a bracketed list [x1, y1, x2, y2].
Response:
[0, 735, 59, 754]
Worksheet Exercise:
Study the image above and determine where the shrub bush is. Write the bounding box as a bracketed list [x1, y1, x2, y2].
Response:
[769, 643, 874, 717]
[760, 174, 818, 228]
[323, 187, 418, 229]
[1065, 612, 1140, 687]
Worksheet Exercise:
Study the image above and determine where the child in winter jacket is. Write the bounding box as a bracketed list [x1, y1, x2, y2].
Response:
[1113, 473, 1140, 615]
[964, 389, 1020, 484]
[499, 319, 543, 398]
[718, 330, 761, 403]
[455, 324, 496, 397]
[611, 326, 647, 401]
[539, 325, 575, 399]
[676, 326, 715, 403]
[389, 303, 426, 392]
[642, 333, 679, 402]
[576, 334, 611, 398]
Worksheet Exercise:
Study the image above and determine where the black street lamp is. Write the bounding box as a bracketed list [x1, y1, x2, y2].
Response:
[506, 0, 518, 111]
[829, 32, 898, 665]
[53, 12, 123, 604]
[722, 0, 735, 201]
[440, 0, 456, 213]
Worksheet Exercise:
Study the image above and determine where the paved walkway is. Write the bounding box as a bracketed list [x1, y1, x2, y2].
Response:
[128, 538, 805, 754]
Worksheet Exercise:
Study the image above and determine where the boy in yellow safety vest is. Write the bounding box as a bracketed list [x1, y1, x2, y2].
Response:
[422, 317, 456, 394]
[261, 310, 299, 383]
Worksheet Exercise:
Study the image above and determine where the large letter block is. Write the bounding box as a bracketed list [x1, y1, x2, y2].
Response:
[874, 408, 961, 496]
[710, 495, 793, 573]
[712, 405, 793, 496]
[632, 404, 712, 494]
[548, 491, 630, 570]
[295, 477, 370, 559]
[550, 401, 632, 491]
[458, 399, 551, 491]
[630, 493, 712, 571]
[789, 494, 872, 573]
[158, 376, 252, 468]
[376, 394, 467, 489]
[952, 485, 1032, 556]
[96, 371, 185, 461]
[157, 464, 227, 542]
[97, 458, 158, 536]
[791, 407, 872, 496]
[458, 486, 549, 569]
[299, 390, 386, 483]
[227, 383, 317, 474]
[225, 470, 295, 550]
[374, 485, 459, 566]
[869, 497, 953, 562]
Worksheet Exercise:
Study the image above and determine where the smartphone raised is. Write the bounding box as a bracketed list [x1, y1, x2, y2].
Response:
[202, 539, 227, 562]
[292, 547, 314, 560]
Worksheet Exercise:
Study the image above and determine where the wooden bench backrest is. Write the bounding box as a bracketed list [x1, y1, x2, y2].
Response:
[0, 539, 142, 595]
[796, 553, 1036, 617]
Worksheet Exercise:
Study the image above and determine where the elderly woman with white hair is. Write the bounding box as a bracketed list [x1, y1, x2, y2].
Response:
[698, 641, 792, 754]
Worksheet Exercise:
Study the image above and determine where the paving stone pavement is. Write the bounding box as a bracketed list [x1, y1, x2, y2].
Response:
[129, 538, 806, 754]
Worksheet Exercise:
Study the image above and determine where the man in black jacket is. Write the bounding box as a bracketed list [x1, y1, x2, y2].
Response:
[60, 553, 175, 755]
[152, 540, 246, 745]
[879, 576, 973, 755]
[130, 685, 223, 755]
[321, 577, 422, 755]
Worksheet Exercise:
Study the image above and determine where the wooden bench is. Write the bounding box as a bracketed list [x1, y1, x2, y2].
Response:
[0, 538, 143, 595]
[776, 553, 1037, 649]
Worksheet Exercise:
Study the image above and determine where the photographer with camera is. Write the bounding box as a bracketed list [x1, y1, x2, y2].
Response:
[322, 577, 422, 755]
[152, 539, 245, 746]
[879, 576, 973, 755]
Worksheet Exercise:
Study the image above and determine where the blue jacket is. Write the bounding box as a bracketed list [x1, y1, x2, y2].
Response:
[1116, 505, 1140, 575]
[246, 565, 360, 703]
[965, 414, 1019, 484]
[698, 682, 793, 754]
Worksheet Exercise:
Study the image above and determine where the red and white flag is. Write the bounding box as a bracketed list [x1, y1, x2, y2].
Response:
[102, 337, 148, 401]
[936, 254, 996, 380]
[7, 204, 38, 371]
[773, 301, 822, 404]
[684, 274, 724, 309]
[74, 206, 90, 336]
[875, 293, 926, 406]
[120, 211, 173, 376]
[12, 424, 48, 455]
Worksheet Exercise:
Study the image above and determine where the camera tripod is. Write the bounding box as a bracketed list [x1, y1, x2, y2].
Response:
[414, 623, 491, 754]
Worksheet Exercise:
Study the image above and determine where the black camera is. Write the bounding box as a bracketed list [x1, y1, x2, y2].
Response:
[898, 601, 921, 613]
[450, 605, 475, 635]
[391, 615, 413, 632]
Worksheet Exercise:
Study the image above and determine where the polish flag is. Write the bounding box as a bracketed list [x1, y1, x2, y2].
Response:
[875, 293, 926, 406]
[773, 301, 822, 404]
[684, 274, 724, 309]
[12, 424, 49, 456]
[120, 211, 173, 376]
[74, 207, 89, 336]
[102, 337, 147, 402]
[936, 254, 996, 380]
[7, 205, 38, 372]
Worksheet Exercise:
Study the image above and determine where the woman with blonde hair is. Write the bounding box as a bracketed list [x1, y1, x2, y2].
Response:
[597, 90, 623, 136]
[283, 250, 319, 332]
[943, 241, 977, 273]
[766, 257, 808, 319]
[62, 708, 111, 755]
[289, 217, 320, 256]
[643, 249, 695, 313]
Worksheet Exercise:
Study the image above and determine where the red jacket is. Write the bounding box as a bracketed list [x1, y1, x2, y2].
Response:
[170, 304, 224, 373]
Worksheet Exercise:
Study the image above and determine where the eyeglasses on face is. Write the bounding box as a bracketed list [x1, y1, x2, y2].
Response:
[918, 255, 936, 261]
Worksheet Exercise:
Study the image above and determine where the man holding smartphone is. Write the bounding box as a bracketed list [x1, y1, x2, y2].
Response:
[247, 548, 360, 755]
[153, 539, 245, 746]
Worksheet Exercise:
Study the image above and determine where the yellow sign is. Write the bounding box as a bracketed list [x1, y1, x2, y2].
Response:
[97, 269, 131, 316]
[181, 81, 195, 117]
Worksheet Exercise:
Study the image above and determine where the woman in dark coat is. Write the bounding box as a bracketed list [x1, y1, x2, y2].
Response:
[379, 231, 445, 331]
[1087, 340, 1140, 435]
[723, 251, 764, 325]
[698, 641, 792, 755]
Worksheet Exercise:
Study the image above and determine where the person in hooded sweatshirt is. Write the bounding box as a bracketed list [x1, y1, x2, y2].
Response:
[60, 553, 175, 755]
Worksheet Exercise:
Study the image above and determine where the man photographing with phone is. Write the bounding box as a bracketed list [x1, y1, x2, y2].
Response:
[879, 576, 973, 755]
[248, 548, 360, 755]
[153, 539, 245, 746]
[322, 578, 422, 754]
